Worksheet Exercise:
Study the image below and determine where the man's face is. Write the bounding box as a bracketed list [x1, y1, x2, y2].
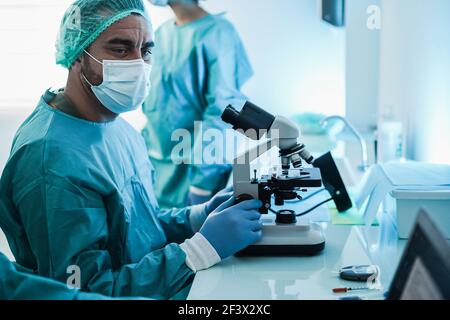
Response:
[78, 14, 154, 86]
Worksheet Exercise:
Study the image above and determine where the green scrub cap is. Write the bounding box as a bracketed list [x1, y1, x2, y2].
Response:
[56, 0, 151, 69]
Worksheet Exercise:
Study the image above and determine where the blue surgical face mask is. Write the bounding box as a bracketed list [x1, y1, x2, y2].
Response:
[82, 50, 152, 114]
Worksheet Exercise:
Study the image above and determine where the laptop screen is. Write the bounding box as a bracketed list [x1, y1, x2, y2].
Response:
[388, 210, 450, 300]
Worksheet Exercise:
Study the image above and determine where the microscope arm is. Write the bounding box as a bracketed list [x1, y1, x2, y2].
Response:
[233, 139, 278, 183]
[233, 115, 301, 181]
[268, 116, 301, 150]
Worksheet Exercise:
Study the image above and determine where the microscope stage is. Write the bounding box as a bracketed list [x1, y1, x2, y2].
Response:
[261, 167, 323, 188]
[236, 216, 326, 257]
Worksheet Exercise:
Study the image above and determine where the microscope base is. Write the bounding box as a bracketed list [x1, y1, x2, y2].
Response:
[236, 219, 326, 257]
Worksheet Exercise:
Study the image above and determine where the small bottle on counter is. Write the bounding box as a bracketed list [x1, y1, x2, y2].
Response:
[377, 106, 405, 163]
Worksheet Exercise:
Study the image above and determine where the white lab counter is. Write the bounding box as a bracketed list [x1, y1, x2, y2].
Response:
[188, 215, 407, 300]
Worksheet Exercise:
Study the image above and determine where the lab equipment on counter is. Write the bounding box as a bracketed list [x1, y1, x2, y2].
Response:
[378, 119, 404, 163]
[221, 102, 352, 256]
[355, 161, 450, 227]
[321, 115, 369, 172]
[386, 189, 450, 239]
[339, 265, 379, 282]
[387, 210, 450, 300]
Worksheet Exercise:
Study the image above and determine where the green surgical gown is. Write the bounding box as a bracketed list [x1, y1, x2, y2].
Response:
[0, 253, 110, 300]
[0, 90, 196, 299]
[142, 14, 253, 208]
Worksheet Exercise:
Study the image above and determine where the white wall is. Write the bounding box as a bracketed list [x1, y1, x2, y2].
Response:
[378, 0, 450, 163]
[345, 0, 380, 133]
[0, 0, 74, 177]
[0, 0, 72, 112]
[149, 0, 346, 117]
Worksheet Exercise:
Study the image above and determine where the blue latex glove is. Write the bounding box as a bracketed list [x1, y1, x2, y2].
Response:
[200, 197, 263, 259]
[188, 192, 211, 206]
[203, 186, 234, 215]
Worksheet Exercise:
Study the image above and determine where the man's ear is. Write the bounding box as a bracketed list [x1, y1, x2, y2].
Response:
[71, 57, 82, 73]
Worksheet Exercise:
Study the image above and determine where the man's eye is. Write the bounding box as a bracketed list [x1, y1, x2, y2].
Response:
[112, 48, 128, 55]
[142, 49, 152, 60]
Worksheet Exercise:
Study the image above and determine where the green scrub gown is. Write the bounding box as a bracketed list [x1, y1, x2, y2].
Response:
[142, 13, 253, 209]
[0, 253, 110, 300]
[0, 90, 198, 299]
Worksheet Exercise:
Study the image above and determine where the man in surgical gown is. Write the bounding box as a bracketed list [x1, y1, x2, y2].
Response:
[0, 0, 262, 299]
[143, 0, 254, 208]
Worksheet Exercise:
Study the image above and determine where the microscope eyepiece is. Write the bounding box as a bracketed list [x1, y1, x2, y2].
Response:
[221, 106, 241, 127]
[221, 102, 276, 139]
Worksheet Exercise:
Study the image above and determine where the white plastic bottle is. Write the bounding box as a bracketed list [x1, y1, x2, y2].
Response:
[378, 107, 405, 163]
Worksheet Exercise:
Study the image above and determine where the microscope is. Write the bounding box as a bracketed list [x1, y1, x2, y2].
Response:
[222, 102, 352, 256]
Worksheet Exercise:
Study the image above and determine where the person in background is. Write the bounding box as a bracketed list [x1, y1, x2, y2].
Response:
[144, 0, 253, 208]
[0, 0, 262, 299]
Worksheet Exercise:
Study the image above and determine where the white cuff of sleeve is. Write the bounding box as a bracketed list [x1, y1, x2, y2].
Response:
[180, 233, 221, 273]
[189, 186, 213, 196]
[189, 204, 207, 232]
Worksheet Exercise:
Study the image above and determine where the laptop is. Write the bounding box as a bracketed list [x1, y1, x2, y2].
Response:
[388, 209, 450, 300]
